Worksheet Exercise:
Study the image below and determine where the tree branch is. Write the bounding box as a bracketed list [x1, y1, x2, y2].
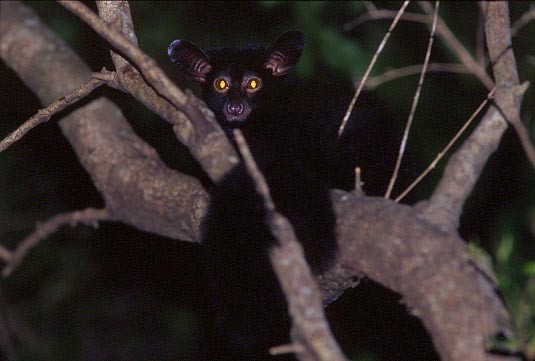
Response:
[345, 4, 495, 90]
[510, 6, 535, 36]
[385, 1, 440, 199]
[234, 129, 347, 361]
[0, 0, 210, 244]
[329, 191, 514, 361]
[1, 208, 110, 277]
[58, 0, 237, 182]
[395, 87, 496, 202]
[361, 62, 470, 90]
[0, 70, 112, 153]
[94, 1, 238, 182]
[337, 1, 410, 138]
[423, 1, 529, 229]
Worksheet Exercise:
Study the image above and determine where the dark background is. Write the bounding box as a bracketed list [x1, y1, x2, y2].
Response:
[1, 1, 534, 360]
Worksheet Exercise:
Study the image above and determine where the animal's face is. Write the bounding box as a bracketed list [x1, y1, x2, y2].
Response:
[200, 58, 267, 127]
[168, 31, 304, 128]
[206, 72, 260, 124]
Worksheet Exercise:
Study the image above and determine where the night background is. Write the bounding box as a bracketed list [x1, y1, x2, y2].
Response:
[1, 1, 534, 360]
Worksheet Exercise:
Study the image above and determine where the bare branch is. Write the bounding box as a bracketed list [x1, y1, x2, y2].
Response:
[353, 167, 364, 197]
[508, 83, 535, 170]
[0, 246, 12, 262]
[475, 7, 486, 66]
[93, 1, 238, 182]
[234, 129, 347, 361]
[0, 72, 109, 153]
[58, 0, 236, 182]
[57, 0, 184, 108]
[1, 0, 210, 245]
[396, 87, 496, 202]
[344, 8, 428, 31]
[482, 2, 534, 170]
[2, 208, 110, 277]
[337, 1, 410, 138]
[345, 4, 495, 90]
[511, 6, 535, 36]
[330, 191, 513, 361]
[361, 62, 469, 89]
[418, 1, 494, 90]
[423, 1, 526, 229]
[385, 1, 440, 199]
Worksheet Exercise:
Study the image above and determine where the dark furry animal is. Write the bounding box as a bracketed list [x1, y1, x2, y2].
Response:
[168, 30, 412, 360]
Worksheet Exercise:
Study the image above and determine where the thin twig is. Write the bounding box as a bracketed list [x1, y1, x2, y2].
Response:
[0, 246, 12, 262]
[507, 82, 535, 170]
[270, 343, 305, 356]
[418, 1, 493, 90]
[385, 1, 440, 199]
[233, 129, 347, 361]
[345, 5, 494, 90]
[58, 1, 187, 121]
[58, 0, 236, 183]
[475, 7, 486, 67]
[0, 72, 111, 153]
[232, 130, 276, 213]
[361, 1, 378, 13]
[511, 6, 535, 36]
[361, 62, 469, 89]
[337, 0, 410, 138]
[344, 8, 427, 30]
[353, 167, 364, 197]
[2, 208, 110, 277]
[423, 2, 525, 229]
[396, 87, 496, 202]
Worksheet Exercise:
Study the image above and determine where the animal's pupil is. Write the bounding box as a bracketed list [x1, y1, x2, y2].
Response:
[250, 80, 256, 88]
[219, 80, 226, 89]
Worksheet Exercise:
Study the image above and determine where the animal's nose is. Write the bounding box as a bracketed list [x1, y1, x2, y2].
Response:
[226, 102, 244, 116]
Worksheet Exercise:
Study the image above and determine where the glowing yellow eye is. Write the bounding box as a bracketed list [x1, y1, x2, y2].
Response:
[247, 77, 261, 91]
[214, 77, 229, 92]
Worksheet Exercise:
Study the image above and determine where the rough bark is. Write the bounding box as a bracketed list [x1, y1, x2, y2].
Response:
[0, 0, 209, 242]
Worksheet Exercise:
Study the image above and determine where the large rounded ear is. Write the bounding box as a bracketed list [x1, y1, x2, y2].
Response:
[264, 30, 304, 76]
[168, 40, 212, 83]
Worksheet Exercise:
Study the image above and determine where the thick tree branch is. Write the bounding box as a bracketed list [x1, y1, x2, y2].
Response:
[58, 0, 237, 183]
[328, 192, 515, 361]
[481, 2, 534, 169]
[0, 1, 209, 244]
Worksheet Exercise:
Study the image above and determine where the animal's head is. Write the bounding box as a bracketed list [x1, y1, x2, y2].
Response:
[168, 31, 304, 128]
